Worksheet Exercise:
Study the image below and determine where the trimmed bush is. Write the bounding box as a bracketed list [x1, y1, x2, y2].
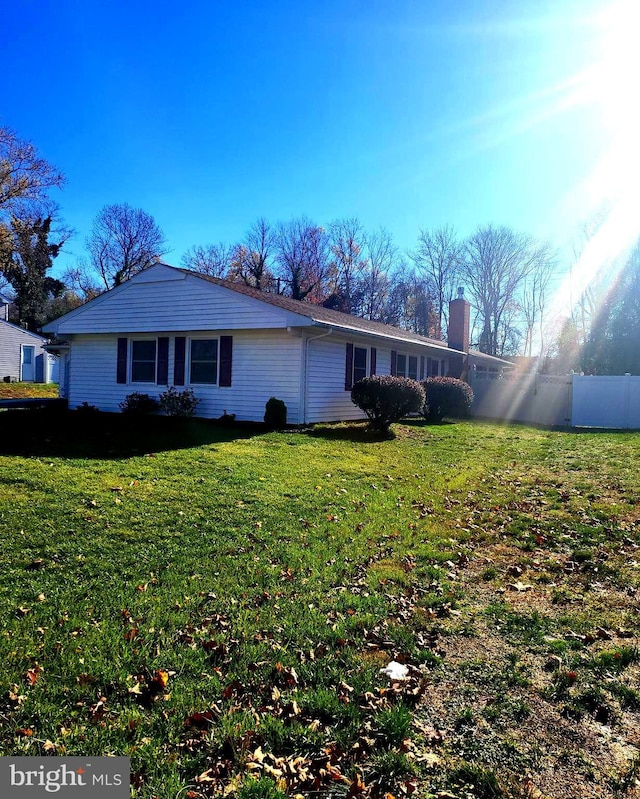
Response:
[351, 375, 425, 434]
[421, 377, 473, 423]
[74, 401, 100, 416]
[159, 387, 199, 417]
[119, 392, 159, 416]
[264, 397, 287, 429]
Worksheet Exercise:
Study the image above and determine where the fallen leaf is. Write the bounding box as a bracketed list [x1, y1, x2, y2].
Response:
[25, 665, 43, 686]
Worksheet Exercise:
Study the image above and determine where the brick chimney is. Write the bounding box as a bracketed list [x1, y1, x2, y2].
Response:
[447, 287, 470, 378]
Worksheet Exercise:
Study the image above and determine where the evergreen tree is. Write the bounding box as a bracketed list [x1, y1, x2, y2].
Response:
[0, 215, 67, 331]
[583, 242, 640, 374]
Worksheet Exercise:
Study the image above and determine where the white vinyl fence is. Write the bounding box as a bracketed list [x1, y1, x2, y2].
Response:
[572, 374, 640, 429]
[469, 371, 572, 427]
[469, 371, 640, 429]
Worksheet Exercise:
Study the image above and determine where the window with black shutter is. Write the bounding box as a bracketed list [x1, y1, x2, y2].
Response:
[353, 346, 367, 384]
[131, 340, 157, 383]
[190, 339, 218, 384]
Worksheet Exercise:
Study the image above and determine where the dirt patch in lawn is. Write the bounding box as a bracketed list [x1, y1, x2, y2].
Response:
[410, 535, 640, 798]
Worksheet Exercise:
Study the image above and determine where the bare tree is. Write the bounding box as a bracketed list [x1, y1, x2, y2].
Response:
[61, 257, 103, 301]
[181, 242, 232, 278]
[274, 217, 329, 301]
[87, 203, 169, 289]
[520, 246, 556, 356]
[461, 225, 547, 357]
[411, 225, 461, 339]
[382, 261, 435, 336]
[327, 218, 367, 313]
[360, 228, 396, 321]
[227, 218, 276, 290]
[0, 126, 64, 218]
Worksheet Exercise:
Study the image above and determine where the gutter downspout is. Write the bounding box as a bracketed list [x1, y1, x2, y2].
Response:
[298, 326, 334, 425]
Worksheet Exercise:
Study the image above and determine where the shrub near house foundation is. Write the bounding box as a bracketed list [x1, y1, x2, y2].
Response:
[351, 375, 425, 434]
[421, 377, 473, 423]
[120, 392, 159, 416]
[264, 397, 287, 429]
[159, 387, 199, 417]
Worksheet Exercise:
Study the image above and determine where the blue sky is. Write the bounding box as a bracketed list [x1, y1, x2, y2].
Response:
[3, 0, 633, 280]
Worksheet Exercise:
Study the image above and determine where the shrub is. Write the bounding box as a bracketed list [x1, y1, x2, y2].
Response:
[74, 401, 100, 416]
[351, 375, 425, 434]
[159, 387, 199, 417]
[119, 392, 159, 416]
[421, 377, 473, 423]
[264, 397, 287, 428]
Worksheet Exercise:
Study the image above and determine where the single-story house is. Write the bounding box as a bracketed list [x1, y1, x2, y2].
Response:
[0, 293, 57, 383]
[42, 263, 508, 423]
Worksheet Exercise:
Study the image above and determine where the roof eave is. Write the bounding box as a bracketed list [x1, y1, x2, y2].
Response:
[309, 320, 460, 354]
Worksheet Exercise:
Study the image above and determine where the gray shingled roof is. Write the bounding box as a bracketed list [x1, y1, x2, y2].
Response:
[176, 266, 454, 351]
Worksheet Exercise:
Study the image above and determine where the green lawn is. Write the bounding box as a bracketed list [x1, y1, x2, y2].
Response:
[0, 412, 639, 799]
[0, 382, 58, 399]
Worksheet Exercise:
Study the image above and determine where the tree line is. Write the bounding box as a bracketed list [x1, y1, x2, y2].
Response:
[1, 123, 638, 372]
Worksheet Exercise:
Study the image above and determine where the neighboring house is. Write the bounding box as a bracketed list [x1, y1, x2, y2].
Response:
[0, 294, 56, 383]
[42, 264, 508, 423]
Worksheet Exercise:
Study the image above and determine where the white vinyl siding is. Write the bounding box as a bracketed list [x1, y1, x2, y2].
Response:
[66, 330, 303, 423]
[306, 338, 393, 423]
[52, 270, 299, 335]
[0, 321, 48, 382]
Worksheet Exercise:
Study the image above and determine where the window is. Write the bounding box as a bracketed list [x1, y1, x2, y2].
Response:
[131, 340, 157, 383]
[353, 346, 367, 384]
[190, 338, 218, 384]
[345, 343, 373, 390]
[395, 353, 418, 379]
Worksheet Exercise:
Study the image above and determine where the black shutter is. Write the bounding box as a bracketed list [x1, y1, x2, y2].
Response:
[390, 350, 397, 376]
[174, 337, 186, 386]
[116, 338, 127, 384]
[219, 335, 233, 387]
[370, 347, 377, 376]
[345, 342, 354, 390]
[157, 337, 169, 385]
[420, 355, 425, 380]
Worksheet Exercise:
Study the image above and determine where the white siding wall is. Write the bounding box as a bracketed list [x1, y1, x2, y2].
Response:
[306, 336, 456, 423]
[0, 322, 48, 381]
[306, 337, 366, 423]
[56, 275, 292, 334]
[68, 330, 303, 423]
[306, 337, 426, 423]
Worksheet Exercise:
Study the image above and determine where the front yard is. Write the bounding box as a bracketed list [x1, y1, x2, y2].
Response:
[0, 382, 58, 400]
[0, 413, 639, 798]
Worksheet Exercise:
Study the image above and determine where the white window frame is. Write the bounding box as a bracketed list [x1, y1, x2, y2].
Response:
[130, 338, 157, 384]
[395, 352, 418, 380]
[188, 337, 219, 385]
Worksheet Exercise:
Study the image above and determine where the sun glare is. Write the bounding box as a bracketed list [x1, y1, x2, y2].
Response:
[588, 0, 640, 191]
[551, 0, 640, 321]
